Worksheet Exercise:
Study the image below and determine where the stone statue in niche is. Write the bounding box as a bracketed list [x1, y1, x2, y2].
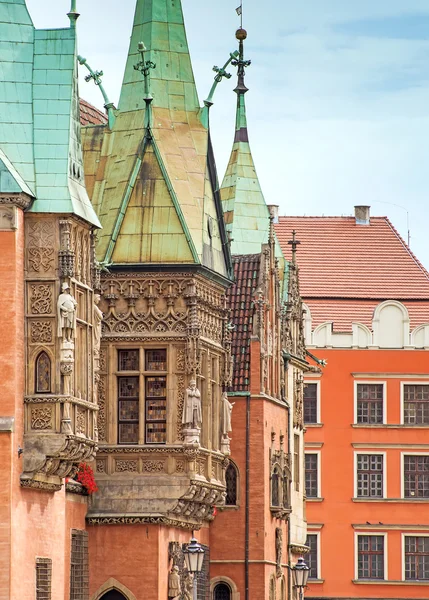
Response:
[93, 293, 103, 358]
[220, 391, 234, 455]
[276, 527, 283, 578]
[57, 282, 77, 342]
[168, 565, 181, 600]
[182, 380, 202, 445]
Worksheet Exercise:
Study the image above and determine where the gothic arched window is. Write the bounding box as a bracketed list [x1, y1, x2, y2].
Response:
[225, 463, 238, 506]
[271, 467, 280, 507]
[269, 575, 276, 600]
[214, 582, 231, 600]
[100, 591, 128, 600]
[283, 470, 291, 509]
[35, 351, 51, 393]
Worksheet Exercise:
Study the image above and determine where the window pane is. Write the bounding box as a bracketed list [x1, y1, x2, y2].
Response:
[357, 454, 383, 497]
[304, 383, 318, 424]
[357, 536, 384, 580]
[118, 376, 139, 444]
[225, 464, 238, 505]
[306, 534, 318, 579]
[404, 455, 429, 498]
[118, 350, 139, 371]
[405, 536, 429, 580]
[305, 454, 318, 498]
[357, 384, 383, 424]
[145, 376, 167, 444]
[145, 349, 167, 371]
[404, 385, 429, 425]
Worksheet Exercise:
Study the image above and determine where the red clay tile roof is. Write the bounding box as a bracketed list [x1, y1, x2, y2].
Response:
[227, 254, 261, 392]
[275, 216, 429, 332]
[79, 99, 108, 126]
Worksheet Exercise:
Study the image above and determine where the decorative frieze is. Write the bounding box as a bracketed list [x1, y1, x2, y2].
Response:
[26, 220, 55, 273]
[30, 284, 53, 315]
[115, 460, 138, 473]
[30, 406, 53, 430]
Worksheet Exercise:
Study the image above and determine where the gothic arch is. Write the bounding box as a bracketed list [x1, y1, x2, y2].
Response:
[35, 350, 52, 394]
[210, 576, 240, 600]
[225, 460, 239, 506]
[91, 578, 137, 600]
[372, 300, 409, 348]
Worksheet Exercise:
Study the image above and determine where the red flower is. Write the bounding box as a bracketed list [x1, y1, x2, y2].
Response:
[76, 462, 98, 494]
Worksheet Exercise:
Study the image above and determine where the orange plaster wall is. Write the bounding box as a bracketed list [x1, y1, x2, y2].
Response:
[306, 348, 429, 599]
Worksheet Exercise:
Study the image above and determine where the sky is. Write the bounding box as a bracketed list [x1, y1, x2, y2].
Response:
[26, 0, 429, 268]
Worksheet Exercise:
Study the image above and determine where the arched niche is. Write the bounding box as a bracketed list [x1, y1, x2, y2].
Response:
[373, 300, 409, 348]
[352, 323, 372, 348]
[210, 576, 240, 600]
[225, 461, 239, 506]
[313, 322, 332, 348]
[35, 350, 51, 393]
[91, 578, 136, 600]
[411, 324, 429, 349]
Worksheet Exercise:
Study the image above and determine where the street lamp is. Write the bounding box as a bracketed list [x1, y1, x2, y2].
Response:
[183, 537, 205, 600]
[291, 557, 310, 600]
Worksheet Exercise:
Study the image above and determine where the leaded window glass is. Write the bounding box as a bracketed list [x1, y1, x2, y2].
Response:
[357, 384, 383, 424]
[36, 351, 51, 393]
[357, 535, 384, 580]
[404, 455, 429, 498]
[305, 454, 318, 498]
[213, 583, 231, 600]
[36, 558, 52, 600]
[404, 385, 429, 425]
[304, 383, 318, 424]
[357, 454, 383, 497]
[225, 463, 238, 505]
[405, 536, 429, 580]
[70, 530, 89, 600]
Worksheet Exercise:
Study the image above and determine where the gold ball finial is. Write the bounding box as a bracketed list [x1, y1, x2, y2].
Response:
[236, 28, 247, 41]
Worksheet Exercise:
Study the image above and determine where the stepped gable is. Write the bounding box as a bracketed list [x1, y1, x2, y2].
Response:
[227, 254, 261, 391]
[276, 215, 429, 331]
[81, 0, 231, 277]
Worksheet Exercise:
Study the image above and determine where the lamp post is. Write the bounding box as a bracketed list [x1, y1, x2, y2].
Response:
[183, 537, 205, 600]
[291, 557, 310, 600]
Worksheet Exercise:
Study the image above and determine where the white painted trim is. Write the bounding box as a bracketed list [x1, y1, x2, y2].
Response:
[400, 381, 429, 426]
[304, 379, 321, 424]
[354, 451, 386, 499]
[305, 450, 322, 498]
[354, 380, 387, 425]
[354, 532, 388, 581]
[400, 452, 429, 499]
[372, 300, 410, 348]
[306, 530, 322, 580]
[401, 532, 429, 581]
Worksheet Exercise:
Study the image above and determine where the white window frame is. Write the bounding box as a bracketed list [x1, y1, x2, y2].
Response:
[304, 379, 321, 424]
[305, 450, 322, 499]
[307, 530, 322, 580]
[354, 380, 387, 425]
[402, 532, 429, 581]
[354, 532, 388, 581]
[354, 452, 386, 499]
[400, 382, 429, 426]
[401, 452, 429, 499]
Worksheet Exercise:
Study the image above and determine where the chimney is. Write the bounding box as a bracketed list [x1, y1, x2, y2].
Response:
[354, 205, 370, 225]
[268, 205, 279, 224]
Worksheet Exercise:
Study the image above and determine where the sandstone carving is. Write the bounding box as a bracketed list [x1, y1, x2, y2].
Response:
[57, 283, 77, 341]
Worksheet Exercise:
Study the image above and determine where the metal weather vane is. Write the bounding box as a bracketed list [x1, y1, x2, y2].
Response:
[236, 0, 243, 28]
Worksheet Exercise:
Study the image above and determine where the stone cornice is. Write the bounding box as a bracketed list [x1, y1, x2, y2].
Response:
[0, 193, 33, 210]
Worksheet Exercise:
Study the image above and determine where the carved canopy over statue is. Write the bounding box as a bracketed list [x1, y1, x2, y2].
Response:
[57, 282, 77, 341]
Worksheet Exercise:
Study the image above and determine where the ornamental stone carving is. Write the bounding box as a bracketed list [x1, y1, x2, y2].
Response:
[0, 206, 17, 231]
[182, 380, 202, 445]
[30, 321, 53, 344]
[276, 527, 283, 578]
[31, 406, 53, 430]
[116, 460, 138, 473]
[27, 220, 55, 273]
[142, 461, 164, 473]
[30, 285, 52, 315]
[168, 566, 181, 600]
[220, 392, 234, 455]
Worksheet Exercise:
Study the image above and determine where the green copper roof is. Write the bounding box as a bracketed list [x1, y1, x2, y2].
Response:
[220, 36, 282, 259]
[82, 0, 231, 277]
[0, 0, 100, 227]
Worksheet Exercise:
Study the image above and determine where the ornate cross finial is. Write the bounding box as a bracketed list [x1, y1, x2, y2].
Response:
[134, 42, 156, 100]
[232, 28, 251, 94]
[287, 230, 301, 263]
[213, 65, 233, 83]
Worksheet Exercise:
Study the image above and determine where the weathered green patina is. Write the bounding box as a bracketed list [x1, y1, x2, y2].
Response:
[81, 0, 231, 278]
[0, 0, 100, 226]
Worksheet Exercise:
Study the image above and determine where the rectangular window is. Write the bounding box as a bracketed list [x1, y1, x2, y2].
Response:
[356, 454, 384, 498]
[405, 536, 429, 580]
[294, 434, 300, 492]
[304, 383, 318, 424]
[117, 349, 167, 445]
[305, 454, 319, 498]
[404, 385, 429, 425]
[36, 558, 52, 600]
[70, 530, 88, 600]
[357, 384, 384, 424]
[306, 534, 319, 579]
[357, 535, 385, 580]
[404, 455, 429, 498]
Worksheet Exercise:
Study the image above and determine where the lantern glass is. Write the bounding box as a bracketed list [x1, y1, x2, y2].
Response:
[292, 557, 309, 588]
[184, 538, 205, 574]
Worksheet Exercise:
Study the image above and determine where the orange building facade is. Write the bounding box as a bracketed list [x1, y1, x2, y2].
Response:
[277, 207, 429, 599]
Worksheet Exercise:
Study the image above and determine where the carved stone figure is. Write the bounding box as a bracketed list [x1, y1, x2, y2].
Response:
[221, 392, 234, 435]
[276, 527, 283, 578]
[93, 293, 103, 357]
[182, 380, 202, 429]
[183, 573, 194, 600]
[168, 565, 181, 600]
[57, 283, 77, 341]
